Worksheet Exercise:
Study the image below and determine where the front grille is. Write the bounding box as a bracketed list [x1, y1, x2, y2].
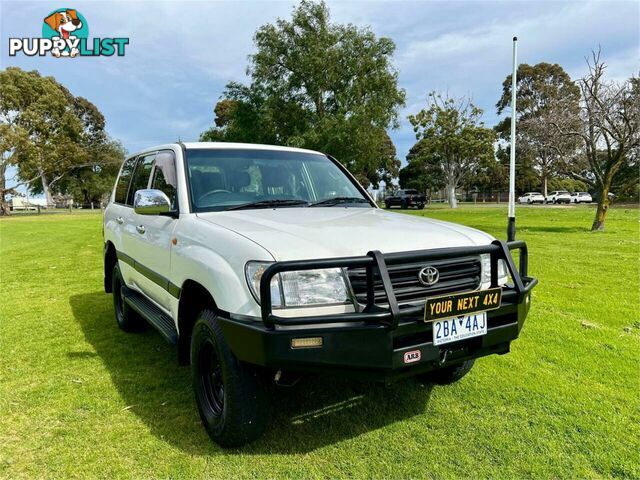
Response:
[347, 256, 481, 305]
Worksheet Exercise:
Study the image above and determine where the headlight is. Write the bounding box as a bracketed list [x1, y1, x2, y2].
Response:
[245, 262, 282, 308]
[480, 254, 509, 288]
[245, 262, 352, 308]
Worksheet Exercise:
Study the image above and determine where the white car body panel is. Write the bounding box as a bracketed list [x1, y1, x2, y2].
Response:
[169, 215, 274, 319]
[196, 208, 493, 261]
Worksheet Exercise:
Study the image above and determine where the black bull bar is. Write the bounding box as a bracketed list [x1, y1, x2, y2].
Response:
[259, 240, 538, 329]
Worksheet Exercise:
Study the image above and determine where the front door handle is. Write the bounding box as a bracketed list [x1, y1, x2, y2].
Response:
[116, 216, 124, 224]
[136, 225, 146, 234]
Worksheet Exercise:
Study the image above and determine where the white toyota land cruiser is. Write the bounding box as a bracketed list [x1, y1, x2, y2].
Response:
[103, 142, 537, 447]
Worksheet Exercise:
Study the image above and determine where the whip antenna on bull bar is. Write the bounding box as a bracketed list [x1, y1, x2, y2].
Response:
[507, 36, 518, 242]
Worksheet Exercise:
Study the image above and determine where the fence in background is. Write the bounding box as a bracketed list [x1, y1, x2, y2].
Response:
[6, 203, 105, 216]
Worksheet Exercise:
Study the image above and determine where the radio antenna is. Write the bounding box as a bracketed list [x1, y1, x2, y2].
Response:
[507, 36, 518, 242]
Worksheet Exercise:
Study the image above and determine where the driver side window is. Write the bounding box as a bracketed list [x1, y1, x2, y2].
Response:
[151, 151, 177, 210]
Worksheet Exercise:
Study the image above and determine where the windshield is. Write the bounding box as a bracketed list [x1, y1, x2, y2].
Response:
[185, 148, 370, 212]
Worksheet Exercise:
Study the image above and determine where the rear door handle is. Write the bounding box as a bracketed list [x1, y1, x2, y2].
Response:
[116, 216, 124, 224]
[136, 225, 145, 234]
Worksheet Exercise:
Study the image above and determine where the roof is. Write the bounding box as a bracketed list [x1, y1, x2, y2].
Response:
[128, 142, 324, 158]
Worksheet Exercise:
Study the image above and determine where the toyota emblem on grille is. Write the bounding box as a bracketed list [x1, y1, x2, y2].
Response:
[418, 266, 439, 286]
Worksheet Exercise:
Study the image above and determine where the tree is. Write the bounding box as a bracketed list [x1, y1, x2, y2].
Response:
[609, 149, 639, 201]
[398, 143, 446, 196]
[0, 122, 29, 214]
[552, 51, 640, 230]
[496, 63, 581, 197]
[470, 155, 508, 200]
[1, 67, 81, 206]
[200, 0, 405, 188]
[495, 145, 539, 193]
[0, 67, 123, 213]
[54, 138, 125, 204]
[547, 176, 588, 193]
[407, 93, 495, 208]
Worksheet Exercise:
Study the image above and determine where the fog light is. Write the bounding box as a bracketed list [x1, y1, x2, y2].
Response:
[291, 337, 323, 349]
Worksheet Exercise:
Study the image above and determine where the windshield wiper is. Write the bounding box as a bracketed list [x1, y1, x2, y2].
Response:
[226, 199, 309, 211]
[309, 196, 370, 207]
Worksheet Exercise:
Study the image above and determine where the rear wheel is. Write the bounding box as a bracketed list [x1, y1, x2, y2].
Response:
[111, 263, 145, 332]
[419, 360, 475, 385]
[191, 309, 267, 447]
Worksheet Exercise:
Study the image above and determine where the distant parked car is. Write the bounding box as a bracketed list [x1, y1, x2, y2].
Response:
[570, 192, 592, 203]
[518, 192, 545, 204]
[546, 191, 572, 204]
[385, 189, 426, 209]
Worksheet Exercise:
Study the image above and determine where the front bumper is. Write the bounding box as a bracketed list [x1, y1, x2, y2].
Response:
[220, 240, 537, 381]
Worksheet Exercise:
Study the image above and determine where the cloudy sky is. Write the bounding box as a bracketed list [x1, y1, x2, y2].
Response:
[1, 0, 638, 192]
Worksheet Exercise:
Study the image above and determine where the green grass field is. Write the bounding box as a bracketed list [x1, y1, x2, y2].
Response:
[1, 206, 638, 479]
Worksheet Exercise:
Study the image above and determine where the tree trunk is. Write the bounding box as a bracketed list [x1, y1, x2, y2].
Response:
[0, 161, 9, 216]
[542, 175, 548, 198]
[591, 186, 609, 231]
[39, 169, 54, 207]
[447, 183, 458, 208]
[0, 191, 10, 216]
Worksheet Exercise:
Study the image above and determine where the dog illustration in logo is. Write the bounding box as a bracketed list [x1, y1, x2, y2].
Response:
[44, 9, 82, 57]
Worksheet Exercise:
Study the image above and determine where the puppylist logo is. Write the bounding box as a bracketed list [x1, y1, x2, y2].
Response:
[9, 8, 129, 58]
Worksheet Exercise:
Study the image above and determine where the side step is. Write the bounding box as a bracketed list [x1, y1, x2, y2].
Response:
[122, 286, 178, 344]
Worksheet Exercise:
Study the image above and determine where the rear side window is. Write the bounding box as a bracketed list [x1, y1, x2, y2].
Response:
[114, 157, 137, 204]
[126, 154, 155, 206]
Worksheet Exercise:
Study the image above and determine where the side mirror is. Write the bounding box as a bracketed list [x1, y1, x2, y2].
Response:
[133, 189, 171, 215]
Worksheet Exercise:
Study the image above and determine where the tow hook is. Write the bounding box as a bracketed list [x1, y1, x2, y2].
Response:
[274, 369, 303, 387]
[438, 349, 449, 366]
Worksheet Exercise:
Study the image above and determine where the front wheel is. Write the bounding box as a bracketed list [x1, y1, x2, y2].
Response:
[419, 360, 475, 385]
[191, 309, 267, 447]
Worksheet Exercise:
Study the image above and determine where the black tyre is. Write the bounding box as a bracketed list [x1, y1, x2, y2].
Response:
[191, 309, 267, 448]
[385, 202, 391, 209]
[417, 203, 425, 209]
[111, 263, 145, 332]
[401, 200, 408, 209]
[420, 360, 475, 385]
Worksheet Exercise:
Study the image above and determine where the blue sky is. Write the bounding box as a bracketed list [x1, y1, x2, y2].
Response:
[1, 0, 638, 194]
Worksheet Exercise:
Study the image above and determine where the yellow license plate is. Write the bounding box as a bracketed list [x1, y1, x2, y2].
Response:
[424, 288, 502, 322]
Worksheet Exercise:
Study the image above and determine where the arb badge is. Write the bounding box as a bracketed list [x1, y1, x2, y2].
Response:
[403, 350, 421, 364]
